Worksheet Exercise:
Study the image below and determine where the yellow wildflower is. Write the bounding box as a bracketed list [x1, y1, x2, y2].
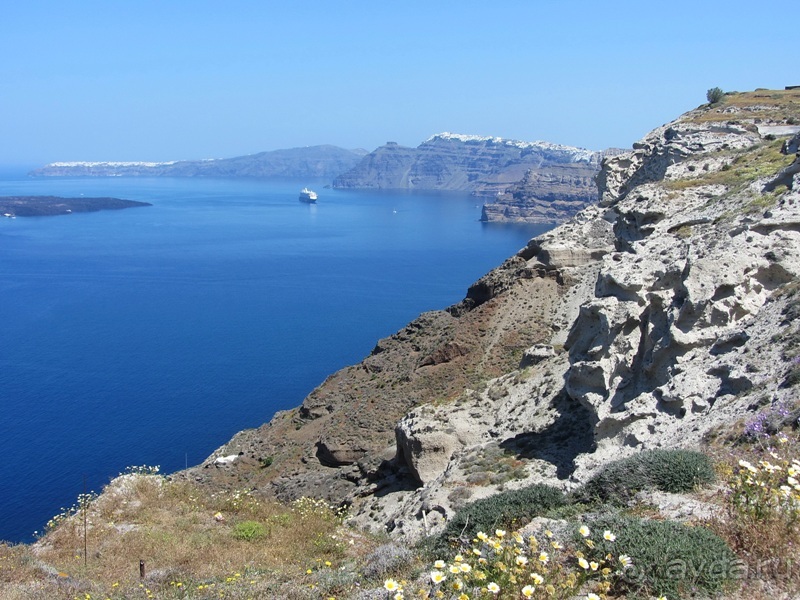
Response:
[521, 585, 535, 598]
[579, 525, 590, 537]
[487, 582, 500, 594]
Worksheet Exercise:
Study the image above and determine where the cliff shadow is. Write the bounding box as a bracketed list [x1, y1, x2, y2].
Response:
[499, 391, 595, 479]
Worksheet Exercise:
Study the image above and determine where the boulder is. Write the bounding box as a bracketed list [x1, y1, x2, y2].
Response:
[395, 416, 460, 486]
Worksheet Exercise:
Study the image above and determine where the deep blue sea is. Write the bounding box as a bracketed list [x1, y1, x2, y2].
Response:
[0, 172, 547, 543]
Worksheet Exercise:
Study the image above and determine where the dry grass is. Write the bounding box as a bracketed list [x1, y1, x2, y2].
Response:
[0, 474, 410, 599]
[663, 138, 791, 192]
[688, 89, 800, 124]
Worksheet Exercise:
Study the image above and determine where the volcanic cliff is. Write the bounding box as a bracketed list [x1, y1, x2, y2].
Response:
[186, 89, 800, 541]
[332, 133, 603, 223]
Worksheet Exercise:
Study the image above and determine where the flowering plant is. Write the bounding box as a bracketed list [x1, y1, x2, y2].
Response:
[730, 437, 800, 524]
[418, 526, 630, 599]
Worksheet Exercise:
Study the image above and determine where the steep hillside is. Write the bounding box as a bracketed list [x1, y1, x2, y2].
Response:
[187, 89, 800, 541]
[29, 145, 367, 179]
[332, 133, 602, 222]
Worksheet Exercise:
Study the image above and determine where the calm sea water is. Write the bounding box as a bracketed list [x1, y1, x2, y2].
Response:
[0, 173, 547, 543]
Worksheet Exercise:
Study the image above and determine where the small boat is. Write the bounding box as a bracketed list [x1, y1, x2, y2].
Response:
[299, 188, 318, 203]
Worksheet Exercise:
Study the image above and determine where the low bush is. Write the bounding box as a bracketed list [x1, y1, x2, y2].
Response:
[586, 514, 737, 598]
[232, 520, 267, 541]
[576, 449, 716, 505]
[431, 484, 567, 554]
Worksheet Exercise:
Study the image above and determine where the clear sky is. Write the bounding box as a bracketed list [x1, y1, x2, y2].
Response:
[1, 0, 794, 166]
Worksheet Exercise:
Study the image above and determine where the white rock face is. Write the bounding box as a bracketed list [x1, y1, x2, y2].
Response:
[346, 100, 800, 541]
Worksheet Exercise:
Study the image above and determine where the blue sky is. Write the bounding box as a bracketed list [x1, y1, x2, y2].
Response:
[1, 0, 794, 166]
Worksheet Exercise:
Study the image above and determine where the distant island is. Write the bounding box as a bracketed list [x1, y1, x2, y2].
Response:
[29, 145, 368, 180]
[0, 196, 151, 217]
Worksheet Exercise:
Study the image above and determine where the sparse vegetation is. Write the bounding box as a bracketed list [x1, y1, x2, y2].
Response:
[709, 429, 800, 596]
[460, 442, 530, 486]
[690, 88, 800, 124]
[4, 439, 798, 599]
[1, 473, 363, 599]
[663, 138, 791, 193]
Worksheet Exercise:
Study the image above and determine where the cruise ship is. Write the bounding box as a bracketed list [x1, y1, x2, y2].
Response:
[299, 188, 318, 203]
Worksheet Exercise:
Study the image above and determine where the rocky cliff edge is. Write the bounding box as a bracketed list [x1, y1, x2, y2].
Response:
[184, 90, 800, 541]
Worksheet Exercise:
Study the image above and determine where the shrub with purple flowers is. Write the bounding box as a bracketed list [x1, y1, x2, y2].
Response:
[743, 399, 795, 443]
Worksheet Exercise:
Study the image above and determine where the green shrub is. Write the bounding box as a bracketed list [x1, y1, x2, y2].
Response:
[232, 520, 267, 541]
[586, 514, 738, 598]
[576, 449, 716, 505]
[431, 484, 567, 553]
[707, 87, 725, 104]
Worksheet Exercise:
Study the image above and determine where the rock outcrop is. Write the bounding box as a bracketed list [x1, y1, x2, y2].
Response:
[30, 145, 367, 180]
[332, 133, 602, 222]
[184, 89, 800, 542]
